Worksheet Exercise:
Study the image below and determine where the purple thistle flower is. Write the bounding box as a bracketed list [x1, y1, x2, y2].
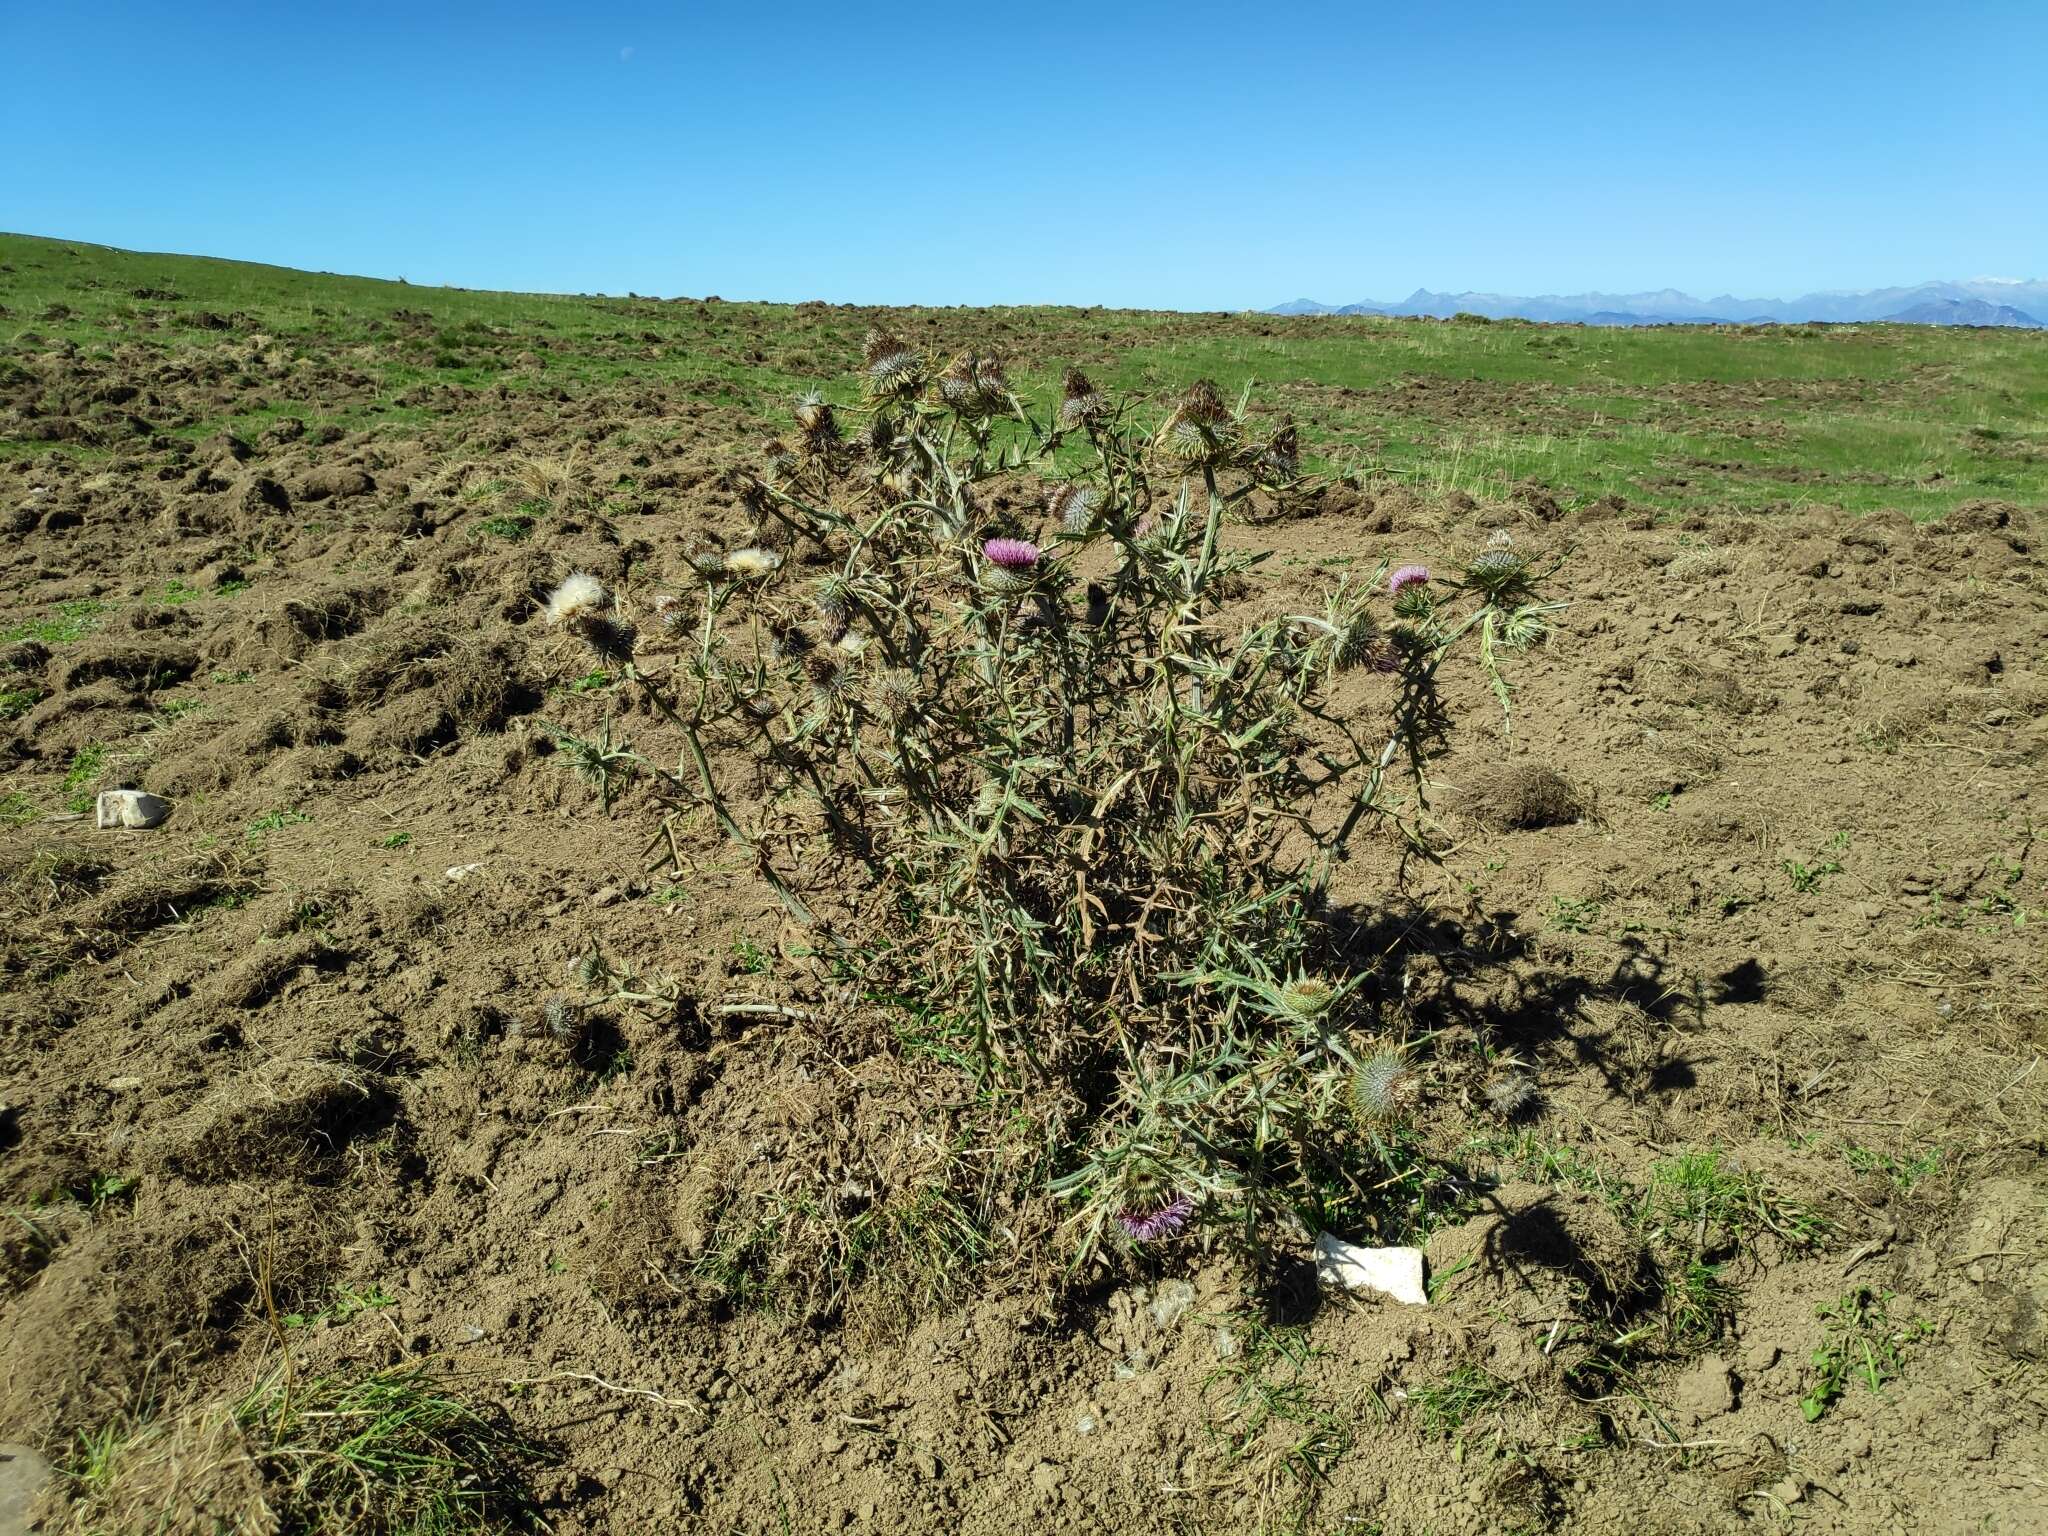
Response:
[983, 537, 1040, 571]
[1115, 1194, 1195, 1242]
[1389, 563, 1431, 596]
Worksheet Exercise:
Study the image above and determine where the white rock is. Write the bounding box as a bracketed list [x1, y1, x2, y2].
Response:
[1313, 1232, 1428, 1305]
[95, 789, 170, 829]
[1148, 1278, 1197, 1330]
[445, 863, 484, 881]
[1, 1443, 55, 1536]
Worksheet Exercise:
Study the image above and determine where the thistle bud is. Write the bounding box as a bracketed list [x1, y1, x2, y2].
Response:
[1047, 482, 1099, 536]
[1154, 380, 1235, 466]
[1352, 1047, 1421, 1122]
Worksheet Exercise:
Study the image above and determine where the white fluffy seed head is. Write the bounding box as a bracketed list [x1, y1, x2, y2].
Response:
[726, 547, 783, 581]
[543, 571, 606, 627]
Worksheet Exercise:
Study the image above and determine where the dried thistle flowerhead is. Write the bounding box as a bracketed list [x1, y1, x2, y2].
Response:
[1047, 482, 1099, 537]
[1483, 1066, 1538, 1119]
[875, 667, 919, 716]
[686, 546, 728, 582]
[860, 329, 927, 400]
[541, 572, 634, 662]
[936, 351, 1012, 418]
[542, 992, 580, 1040]
[1249, 423, 1299, 484]
[804, 650, 849, 704]
[812, 575, 852, 634]
[1058, 367, 1108, 431]
[572, 612, 637, 664]
[1352, 1046, 1422, 1121]
[725, 546, 783, 582]
[769, 621, 815, 662]
[542, 571, 607, 628]
[759, 438, 798, 486]
[793, 390, 839, 450]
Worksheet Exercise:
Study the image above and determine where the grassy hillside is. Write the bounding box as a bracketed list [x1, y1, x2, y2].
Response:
[3, 229, 2045, 517]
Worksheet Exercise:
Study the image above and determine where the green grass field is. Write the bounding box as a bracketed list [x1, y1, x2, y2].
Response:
[4, 230, 2044, 517]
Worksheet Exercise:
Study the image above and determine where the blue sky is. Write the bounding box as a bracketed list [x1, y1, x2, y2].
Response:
[5, 1, 2044, 308]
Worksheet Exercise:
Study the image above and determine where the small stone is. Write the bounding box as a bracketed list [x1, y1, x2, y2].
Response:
[1741, 1341, 1780, 1374]
[95, 789, 170, 829]
[1073, 1404, 1099, 1437]
[1313, 1233, 1427, 1304]
[1149, 1278, 1196, 1330]
[1212, 1326, 1241, 1361]
[1769, 1476, 1806, 1506]
[591, 886, 622, 908]
[445, 863, 483, 881]
[1029, 1461, 1064, 1495]
[105, 1076, 145, 1092]
[0, 1444, 54, 1535]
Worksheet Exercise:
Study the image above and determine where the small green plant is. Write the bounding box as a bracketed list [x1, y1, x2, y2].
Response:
[1202, 1315, 1358, 1514]
[156, 697, 203, 722]
[377, 830, 412, 849]
[543, 715, 642, 815]
[1549, 895, 1602, 933]
[58, 1364, 543, 1534]
[1783, 831, 1848, 892]
[282, 1282, 397, 1329]
[563, 668, 613, 694]
[472, 512, 534, 541]
[1407, 1363, 1511, 1438]
[210, 668, 255, 684]
[246, 807, 313, 839]
[1667, 1258, 1737, 1345]
[44, 1171, 139, 1212]
[730, 937, 770, 974]
[155, 578, 202, 605]
[1, 790, 36, 827]
[1800, 1287, 1923, 1421]
[62, 743, 108, 813]
[0, 685, 42, 720]
[1844, 1143, 1944, 1192]
[1644, 1149, 1824, 1250]
[2, 597, 107, 647]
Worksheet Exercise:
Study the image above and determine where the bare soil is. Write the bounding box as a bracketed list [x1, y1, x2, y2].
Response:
[3, 323, 2045, 1534]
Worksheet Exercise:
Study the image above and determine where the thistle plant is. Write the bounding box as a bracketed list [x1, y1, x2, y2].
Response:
[532, 347, 1563, 1265]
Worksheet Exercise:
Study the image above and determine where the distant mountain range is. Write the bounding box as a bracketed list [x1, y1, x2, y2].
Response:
[1267, 279, 2048, 328]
